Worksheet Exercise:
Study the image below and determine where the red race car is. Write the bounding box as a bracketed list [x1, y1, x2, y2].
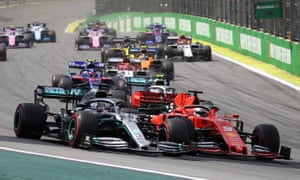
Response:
[138, 90, 291, 160]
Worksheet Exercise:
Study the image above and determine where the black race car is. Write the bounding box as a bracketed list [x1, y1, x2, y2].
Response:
[14, 85, 160, 153]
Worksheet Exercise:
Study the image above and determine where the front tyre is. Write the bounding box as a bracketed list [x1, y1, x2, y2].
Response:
[252, 124, 280, 160]
[67, 111, 97, 148]
[160, 117, 194, 144]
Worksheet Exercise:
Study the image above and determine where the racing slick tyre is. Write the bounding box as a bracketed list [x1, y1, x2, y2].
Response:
[163, 46, 174, 59]
[58, 77, 73, 89]
[75, 38, 90, 51]
[156, 44, 165, 59]
[162, 60, 174, 80]
[101, 49, 112, 63]
[107, 28, 117, 37]
[23, 33, 34, 47]
[14, 103, 46, 139]
[203, 45, 212, 61]
[0, 45, 7, 61]
[67, 111, 98, 148]
[101, 49, 120, 64]
[51, 74, 69, 87]
[252, 124, 280, 160]
[136, 32, 146, 44]
[49, 30, 56, 42]
[160, 117, 195, 144]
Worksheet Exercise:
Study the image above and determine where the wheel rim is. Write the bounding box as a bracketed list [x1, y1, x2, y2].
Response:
[159, 124, 169, 141]
[67, 118, 77, 142]
[14, 109, 21, 133]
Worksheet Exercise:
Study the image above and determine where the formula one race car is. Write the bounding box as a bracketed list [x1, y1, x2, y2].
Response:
[130, 84, 176, 112]
[13, 85, 159, 153]
[75, 24, 115, 50]
[75, 27, 113, 50]
[163, 35, 212, 61]
[136, 23, 177, 45]
[130, 47, 175, 80]
[0, 26, 33, 48]
[115, 75, 170, 107]
[101, 46, 174, 80]
[100, 36, 139, 64]
[138, 90, 291, 160]
[80, 21, 116, 37]
[0, 44, 7, 61]
[51, 58, 114, 90]
[27, 22, 56, 42]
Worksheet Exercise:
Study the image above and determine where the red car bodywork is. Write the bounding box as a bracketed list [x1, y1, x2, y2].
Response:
[137, 91, 291, 160]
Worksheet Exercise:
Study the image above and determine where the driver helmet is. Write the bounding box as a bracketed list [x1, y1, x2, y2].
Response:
[88, 71, 94, 77]
[194, 107, 208, 117]
[95, 102, 106, 112]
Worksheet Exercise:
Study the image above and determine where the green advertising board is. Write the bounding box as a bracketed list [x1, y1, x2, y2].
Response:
[254, 0, 283, 19]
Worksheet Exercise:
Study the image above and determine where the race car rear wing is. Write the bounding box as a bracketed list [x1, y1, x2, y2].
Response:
[27, 23, 46, 28]
[68, 61, 105, 69]
[131, 91, 177, 108]
[3, 27, 25, 33]
[34, 85, 87, 102]
[127, 77, 153, 86]
[112, 36, 137, 44]
[128, 47, 158, 56]
[145, 24, 166, 30]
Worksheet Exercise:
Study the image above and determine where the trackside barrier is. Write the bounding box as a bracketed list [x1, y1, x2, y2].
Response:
[88, 12, 300, 77]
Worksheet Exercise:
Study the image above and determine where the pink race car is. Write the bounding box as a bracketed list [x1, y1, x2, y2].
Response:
[0, 27, 33, 48]
[75, 27, 113, 50]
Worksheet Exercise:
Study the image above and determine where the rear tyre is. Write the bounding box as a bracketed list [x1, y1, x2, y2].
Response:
[136, 32, 145, 44]
[58, 77, 73, 89]
[14, 103, 46, 139]
[67, 111, 98, 148]
[23, 33, 33, 47]
[51, 74, 69, 87]
[203, 46, 212, 61]
[0, 45, 7, 61]
[162, 60, 174, 80]
[49, 30, 56, 42]
[252, 124, 280, 160]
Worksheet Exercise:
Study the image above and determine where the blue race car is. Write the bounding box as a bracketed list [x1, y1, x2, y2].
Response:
[51, 58, 114, 90]
[136, 23, 177, 45]
[27, 22, 56, 42]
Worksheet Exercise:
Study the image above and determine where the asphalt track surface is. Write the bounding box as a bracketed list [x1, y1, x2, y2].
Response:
[0, 1, 300, 180]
